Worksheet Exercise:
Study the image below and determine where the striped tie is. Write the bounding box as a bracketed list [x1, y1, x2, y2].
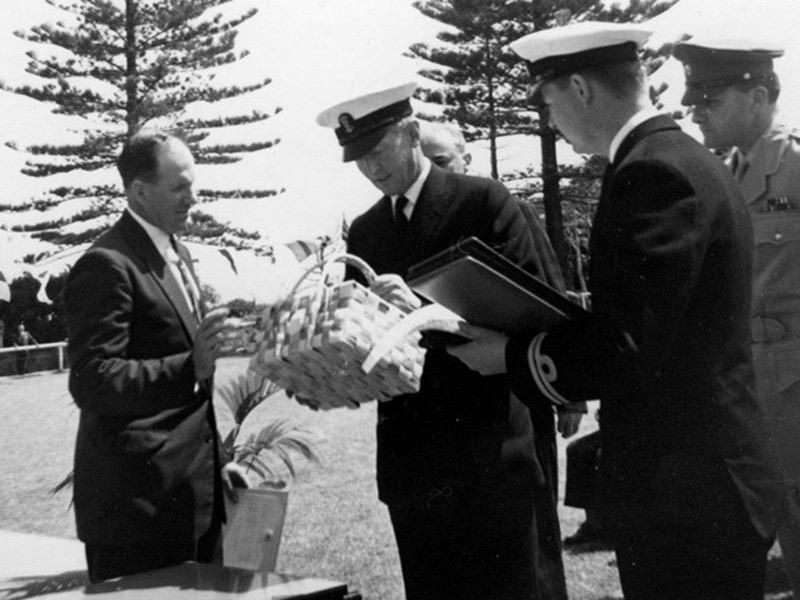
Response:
[169, 236, 202, 322]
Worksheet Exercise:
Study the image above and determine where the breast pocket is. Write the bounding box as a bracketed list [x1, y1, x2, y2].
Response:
[752, 211, 800, 313]
[752, 209, 800, 246]
[776, 341, 800, 395]
[115, 429, 169, 454]
[90, 422, 169, 455]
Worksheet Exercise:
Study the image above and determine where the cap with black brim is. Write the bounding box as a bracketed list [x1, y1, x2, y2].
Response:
[509, 22, 651, 105]
[317, 81, 417, 162]
[672, 39, 784, 106]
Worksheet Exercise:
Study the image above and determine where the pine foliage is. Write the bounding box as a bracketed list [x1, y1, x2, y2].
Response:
[4, 0, 283, 248]
[407, 0, 602, 178]
[409, 0, 676, 285]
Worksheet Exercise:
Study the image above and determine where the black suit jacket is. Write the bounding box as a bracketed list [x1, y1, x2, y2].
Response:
[64, 211, 224, 546]
[508, 115, 785, 538]
[347, 164, 557, 509]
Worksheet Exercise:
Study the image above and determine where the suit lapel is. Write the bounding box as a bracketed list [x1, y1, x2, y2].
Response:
[409, 166, 454, 257]
[119, 213, 198, 339]
[738, 133, 782, 204]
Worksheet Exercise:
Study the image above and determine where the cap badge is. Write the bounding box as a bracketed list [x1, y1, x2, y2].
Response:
[338, 113, 356, 134]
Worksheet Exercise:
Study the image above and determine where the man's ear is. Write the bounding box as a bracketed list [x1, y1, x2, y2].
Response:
[463, 152, 472, 167]
[571, 73, 592, 108]
[407, 119, 421, 145]
[750, 85, 769, 110]
[129, 179, 147, 203]
[128, 179, 151, 216]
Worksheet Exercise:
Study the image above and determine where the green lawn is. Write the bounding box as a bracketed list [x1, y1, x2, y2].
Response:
[0, 359, 792, 599]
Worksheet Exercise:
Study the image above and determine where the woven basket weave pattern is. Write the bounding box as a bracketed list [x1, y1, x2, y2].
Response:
[249, 257, 426, 410]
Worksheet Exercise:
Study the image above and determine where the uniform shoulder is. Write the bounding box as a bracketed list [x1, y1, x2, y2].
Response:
[350, 197, 385, 223]
[436, 168, 511, 198]
[766, 123, 800, 146]
[755, 124, 800, 172]
[71, 221, 137, 272]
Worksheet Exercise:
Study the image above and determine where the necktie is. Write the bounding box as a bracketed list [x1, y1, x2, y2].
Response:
[394, 195, 409, 237]
[731, 151, 749, 182]
[169, 236, 202, 322]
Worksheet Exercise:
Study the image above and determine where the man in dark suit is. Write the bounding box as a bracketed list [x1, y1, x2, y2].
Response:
[449, 22, 786, 600]
[317, 82, 562, 600]
[419, 118, 582, 600]
[64, 129, 248, 583]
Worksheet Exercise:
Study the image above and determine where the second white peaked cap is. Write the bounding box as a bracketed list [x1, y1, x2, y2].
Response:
[510, 22, 652, 100]
[316, 81, 418, 162]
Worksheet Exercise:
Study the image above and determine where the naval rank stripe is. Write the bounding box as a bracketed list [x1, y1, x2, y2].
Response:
[527, 333, 571, 406]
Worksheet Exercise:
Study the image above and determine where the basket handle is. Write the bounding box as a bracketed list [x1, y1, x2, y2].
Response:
[288, 252, 377, 298]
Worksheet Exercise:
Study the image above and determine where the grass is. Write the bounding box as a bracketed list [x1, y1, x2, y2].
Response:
[0, 358, 792, 599]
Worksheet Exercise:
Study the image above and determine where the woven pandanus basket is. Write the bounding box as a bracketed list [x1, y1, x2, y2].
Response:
[249, 254, 426, 409]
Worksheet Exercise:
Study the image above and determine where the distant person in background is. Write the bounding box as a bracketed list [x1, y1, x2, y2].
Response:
[562, 426, 607, 545]
[675, 37, 800, 598]
[420, 118, 584, 597]
[419, 120, 472, 174]
[13, 323, 38, 375]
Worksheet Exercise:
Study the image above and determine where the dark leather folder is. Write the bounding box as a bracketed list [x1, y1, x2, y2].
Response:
[407, 237, 585, 335]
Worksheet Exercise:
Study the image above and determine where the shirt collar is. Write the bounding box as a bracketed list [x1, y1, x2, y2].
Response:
[127, 208, 172, 257]
[609, 107, 661, 163]
[392, 156, 431, 216]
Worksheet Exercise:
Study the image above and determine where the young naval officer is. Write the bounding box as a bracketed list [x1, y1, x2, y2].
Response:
[64, 129, 249, 582]
[447, 22, 786, 600]
[316, 81, 564, 600]
[674, 37, 800, 599]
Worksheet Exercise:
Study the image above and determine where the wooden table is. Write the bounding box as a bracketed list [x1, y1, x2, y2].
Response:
[0, 530, 360, 599]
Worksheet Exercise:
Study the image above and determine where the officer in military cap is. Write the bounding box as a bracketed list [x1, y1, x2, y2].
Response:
[447, 21, 785, 600]
[675, 37, 800, 598]
[317, 82, 567, 599]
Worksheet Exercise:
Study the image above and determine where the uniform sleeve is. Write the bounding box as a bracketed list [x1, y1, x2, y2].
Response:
[65, 250, 200, 416]
[507, 160, 703, 405]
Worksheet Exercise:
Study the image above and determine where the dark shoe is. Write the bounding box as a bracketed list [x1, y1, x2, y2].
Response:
[563, 521, 607, 546]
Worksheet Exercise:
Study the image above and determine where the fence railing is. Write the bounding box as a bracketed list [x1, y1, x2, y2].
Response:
[0, 341, 68, 377]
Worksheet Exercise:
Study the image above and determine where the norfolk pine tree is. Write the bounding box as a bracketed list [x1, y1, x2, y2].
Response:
[408, 0, 675, 285]
[3, 0, 281, 248]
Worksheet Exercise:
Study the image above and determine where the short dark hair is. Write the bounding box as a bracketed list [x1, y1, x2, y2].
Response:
[580, 60, 645, 99]
[549, 59, 645, 101]
[116, 129, 186, 190]
[734, 71, 781, 103]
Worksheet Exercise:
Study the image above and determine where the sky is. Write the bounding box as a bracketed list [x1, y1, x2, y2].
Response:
[2, 0, 800, 299]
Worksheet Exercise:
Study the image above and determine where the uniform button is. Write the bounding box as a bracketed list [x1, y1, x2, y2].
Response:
[205, 434, 213, 443]
[775, 232, 783, 240]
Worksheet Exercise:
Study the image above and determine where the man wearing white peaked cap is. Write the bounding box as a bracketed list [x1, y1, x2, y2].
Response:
[316, 79, 569, 599]
[448, 21, 786, 600]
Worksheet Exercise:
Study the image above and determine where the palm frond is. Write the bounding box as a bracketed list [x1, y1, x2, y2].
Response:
[53, 373, 319, 497]
[50, 471, 74, 497]
[230, 416, 321, 488]
[216, 371, 283, 426]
